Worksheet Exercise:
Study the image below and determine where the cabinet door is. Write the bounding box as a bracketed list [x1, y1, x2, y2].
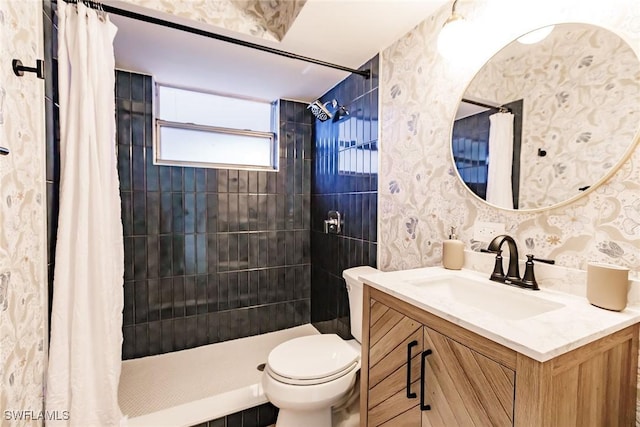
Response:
[367, 299, 423, 426]
[421, 326, 515, 427]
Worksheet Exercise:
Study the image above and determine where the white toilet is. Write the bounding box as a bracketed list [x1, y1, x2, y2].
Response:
[261, 266, 378, 427]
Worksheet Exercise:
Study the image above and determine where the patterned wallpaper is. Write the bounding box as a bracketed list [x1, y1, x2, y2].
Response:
[119, 0, 307, 41]
[0, 0, 47, 423]
[378, 0, 640, 278]
[465, 23, 640, 209]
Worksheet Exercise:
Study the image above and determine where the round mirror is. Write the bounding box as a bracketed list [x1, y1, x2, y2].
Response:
[451, 23, 640, 211]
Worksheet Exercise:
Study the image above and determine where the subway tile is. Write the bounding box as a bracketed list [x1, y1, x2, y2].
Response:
[123, 236, 134, 281]
[116, 71, 131, 99]
[172, 193, 184, 233]
[196, 275, 208, 314]
[207, 274, 219, 313]
[207, 234, 218, 274]
[171, 167, 183, 192]
[131, 145, 145, 191]
[196, 234, 207, 275]
[133, 236, 147, 280]
[174, 318, 186, 350]
[228, 194, 239, 232]
[185, 275, 196, 317]
[148, 279, 160, 322]
[207, 311, 219, 343]
[206, 194, 218, 233]
[122, 326, 135, 359]
[173, 276, 185, 318]
[147, 235, 159, 279]
[238, 233, 249, 271]
[159, 278, 173, 320]
[148, 320, 162, 355]
[217, 169, 228, 193]
[158, 235, 173, 278]
[185, 316, 197, 349]
[196, 193, 207, 234]
[131, 73, 145, 102]
[161, 319, 174, 353]
[184, 168, 195, 192]
[117, 146, 132, 192]
[206, 169, 218, 192]
[134, 323, 149, 357]
[159, 166, 172, 192]
[196, 313, 208, 347]
[123, 281, 135, 326]
[132, 191, 146, 236]
[238, 194, 249, 232]
[228, 272, 239, 309]
[184, 193, 196, 234]
[218, 273, 229, 311]
[195, 169, 206, 192]
[228, 169, 239, 193]
[172, 234, 185, 276]
[237, 307, 250, 338]
[132, 112, 145, 146]
[217, 194, 229, 233]
[146, 192, 159, 235]
[184, 234, 197, 274]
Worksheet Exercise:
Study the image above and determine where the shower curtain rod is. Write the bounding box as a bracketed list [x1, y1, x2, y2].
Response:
[59, 0, 371, 79]
[461, 98, 511, 113]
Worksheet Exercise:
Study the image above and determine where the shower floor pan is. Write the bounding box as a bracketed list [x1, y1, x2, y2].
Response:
[119, 324, 319, 427]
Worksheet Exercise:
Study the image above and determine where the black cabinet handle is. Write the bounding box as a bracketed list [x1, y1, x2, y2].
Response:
[420, 349, 432, 411]
[406, 340, 418, 398]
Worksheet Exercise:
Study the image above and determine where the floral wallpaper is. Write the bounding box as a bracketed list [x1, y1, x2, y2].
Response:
[379, 0, 640, 276]
[119, 0, 307, 41]
[0, 0, 47, 424]
[465, 23, 640, 209]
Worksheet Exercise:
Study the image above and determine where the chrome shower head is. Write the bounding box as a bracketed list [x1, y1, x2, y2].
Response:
[307, 100, 332, 121]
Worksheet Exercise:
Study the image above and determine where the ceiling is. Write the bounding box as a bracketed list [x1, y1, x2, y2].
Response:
[108, 0, 448, 103]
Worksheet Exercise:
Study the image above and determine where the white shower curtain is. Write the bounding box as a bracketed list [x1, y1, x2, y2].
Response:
[486, 112, 515, 210]
[46, 2, 123, 426]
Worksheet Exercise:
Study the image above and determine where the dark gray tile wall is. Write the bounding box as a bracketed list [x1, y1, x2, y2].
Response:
[116, 71, 313, 358]
[192, 402, 277, 427]
[311, 56, 379, 337]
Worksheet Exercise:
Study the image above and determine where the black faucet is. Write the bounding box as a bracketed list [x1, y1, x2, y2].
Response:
[483, 235, 555, 290]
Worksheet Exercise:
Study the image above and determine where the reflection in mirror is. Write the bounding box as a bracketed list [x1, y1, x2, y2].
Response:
[452, 23, 640, 211]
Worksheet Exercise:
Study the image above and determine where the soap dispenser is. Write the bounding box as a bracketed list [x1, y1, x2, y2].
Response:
[443, 226, 464, 270]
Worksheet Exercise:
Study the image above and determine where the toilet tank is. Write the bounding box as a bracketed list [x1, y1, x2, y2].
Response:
[343, 266, 379, 343]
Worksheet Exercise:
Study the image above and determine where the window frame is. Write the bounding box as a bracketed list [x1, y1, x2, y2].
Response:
[153, 82, 280, 172]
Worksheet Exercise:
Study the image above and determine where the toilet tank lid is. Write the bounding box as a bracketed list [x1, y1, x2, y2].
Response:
[342, 266, 379, 283]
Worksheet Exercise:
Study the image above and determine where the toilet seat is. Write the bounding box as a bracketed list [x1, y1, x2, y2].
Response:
[266, 334, 360, 386]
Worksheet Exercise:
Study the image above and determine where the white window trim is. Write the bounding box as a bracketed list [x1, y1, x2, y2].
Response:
[153, 82, 280, 171]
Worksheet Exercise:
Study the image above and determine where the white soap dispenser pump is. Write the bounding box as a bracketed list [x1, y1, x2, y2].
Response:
[443, 226, 464, 270]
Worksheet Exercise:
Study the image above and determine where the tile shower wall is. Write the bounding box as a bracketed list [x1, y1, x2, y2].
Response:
[193, 402, 277, 427]
[116, 71, 312, 358]
[311, 56, 379, 337]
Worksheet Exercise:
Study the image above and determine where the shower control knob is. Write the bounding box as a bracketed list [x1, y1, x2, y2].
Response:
[324, 211, 342, 234]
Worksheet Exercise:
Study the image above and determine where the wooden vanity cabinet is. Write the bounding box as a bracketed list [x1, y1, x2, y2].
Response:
[360, 285, 639, 427]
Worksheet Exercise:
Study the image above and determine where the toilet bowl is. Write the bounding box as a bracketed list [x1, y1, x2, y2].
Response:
[261, 266, 378, 427]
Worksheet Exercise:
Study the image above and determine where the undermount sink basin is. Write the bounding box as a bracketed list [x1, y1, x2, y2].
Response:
[406, 273, 564, 321]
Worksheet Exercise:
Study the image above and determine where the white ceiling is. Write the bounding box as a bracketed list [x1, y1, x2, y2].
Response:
[108, 0, 448, 102]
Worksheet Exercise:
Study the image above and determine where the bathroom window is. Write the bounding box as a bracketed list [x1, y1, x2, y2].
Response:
[154, 84, 279, 171]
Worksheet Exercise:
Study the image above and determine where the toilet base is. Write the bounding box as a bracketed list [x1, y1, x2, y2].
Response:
[276, 407, 331, 427]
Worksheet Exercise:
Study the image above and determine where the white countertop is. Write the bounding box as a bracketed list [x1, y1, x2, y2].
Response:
[360, 267, 640, 362]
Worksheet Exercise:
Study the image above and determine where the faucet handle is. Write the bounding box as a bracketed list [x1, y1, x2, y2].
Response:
[489, 249, 505, 282]
[521, 254, 540, 290]
[531, 256, 555, 265]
